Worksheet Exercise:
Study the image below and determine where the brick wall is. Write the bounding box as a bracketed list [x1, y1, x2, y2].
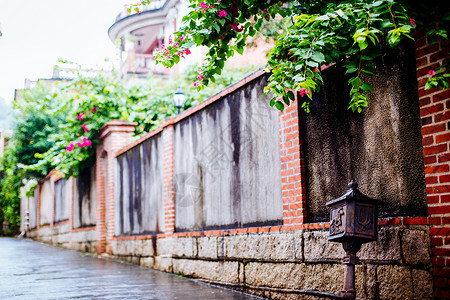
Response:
[162, 122, 175, 234]
[278, 99, 307, 226]
[96, 121, 137, 254]
[416, 32, 450, 299]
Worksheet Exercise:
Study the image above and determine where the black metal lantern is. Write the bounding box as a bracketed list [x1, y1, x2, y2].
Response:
[326, 180, 381, 300]
[173, 86, 186, 114]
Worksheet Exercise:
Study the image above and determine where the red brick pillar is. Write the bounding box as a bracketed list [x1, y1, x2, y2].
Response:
[96, 121, 136, 254]
[162, 121, 175, 234]
[416, 32, 450, 299]
[278, 99, 308, 227]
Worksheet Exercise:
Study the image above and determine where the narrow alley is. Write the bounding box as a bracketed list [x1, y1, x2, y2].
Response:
[0, 238, 258, 299]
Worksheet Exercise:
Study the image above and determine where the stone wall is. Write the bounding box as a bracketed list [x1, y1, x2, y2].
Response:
[105, 223, 432, 300]
[28, 223, 96, 253]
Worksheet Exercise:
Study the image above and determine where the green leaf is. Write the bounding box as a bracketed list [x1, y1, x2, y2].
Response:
[287, 91, 295, 101]
[311, 52, 325, 63]
[269, 97, 276, 107]
[315, 15, 330, 21]
[306, 61, 319, 68]
[194, 34, 205, 44]
[372, 1, 384, 6]
[274, 101, 285, 111]
[212, 22, 220, 33]
[173, 55, 180, 64]
[345, 67, 358, 74]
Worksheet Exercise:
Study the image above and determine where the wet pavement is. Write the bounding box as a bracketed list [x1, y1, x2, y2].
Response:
[0, 238, 259, 300]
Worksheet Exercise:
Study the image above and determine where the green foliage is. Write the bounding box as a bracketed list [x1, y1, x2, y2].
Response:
[0, 140, 22, 236]
[21, 64, 256, 178]
[155, 0, 449, 112]
[425, 58, 450, 90]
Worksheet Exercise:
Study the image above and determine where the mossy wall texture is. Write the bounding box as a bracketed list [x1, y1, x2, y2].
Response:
[303, 41, 427, 221]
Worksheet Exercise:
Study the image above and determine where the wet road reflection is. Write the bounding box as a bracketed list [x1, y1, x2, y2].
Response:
[0, 238, 259, 299]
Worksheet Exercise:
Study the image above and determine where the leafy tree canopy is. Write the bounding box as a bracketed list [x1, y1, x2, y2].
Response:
[153, 0, 449, 112]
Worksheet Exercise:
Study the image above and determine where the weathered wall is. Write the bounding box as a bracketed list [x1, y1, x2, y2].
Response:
[28, 223, 97, 253]
[115, 136, 165, 236]
[54, 178, 70, 222]
[303, 41, 427, 221]
[39, 178, 52, 226]
[174, 75, 283, 231]
[73, 166, 96, 228]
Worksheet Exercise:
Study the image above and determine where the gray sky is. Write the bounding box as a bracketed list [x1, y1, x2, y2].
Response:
[0, 0, 130, 105]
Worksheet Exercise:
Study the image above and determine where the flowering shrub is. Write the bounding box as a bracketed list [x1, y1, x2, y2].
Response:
[154, 0, 448, 112]
[21, 63, 255, 178]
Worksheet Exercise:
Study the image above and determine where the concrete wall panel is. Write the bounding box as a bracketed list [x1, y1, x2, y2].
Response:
[174, 75, 283, 231]
[73, 165, 96, 228]
[115, 135, 165, 236]
[39, 179, 52, 226]
[54, 178, 70, 222]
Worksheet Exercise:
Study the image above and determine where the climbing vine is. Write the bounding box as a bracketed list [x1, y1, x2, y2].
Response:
[154, 0, 449, 112]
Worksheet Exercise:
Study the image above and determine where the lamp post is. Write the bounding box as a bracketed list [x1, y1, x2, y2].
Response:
[173, 86, 186, 114]
[291, 3, 307, 25]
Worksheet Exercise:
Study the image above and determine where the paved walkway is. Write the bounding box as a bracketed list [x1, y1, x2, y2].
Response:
[0, 238, 259, 300]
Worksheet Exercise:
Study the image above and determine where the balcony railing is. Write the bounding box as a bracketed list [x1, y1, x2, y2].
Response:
[121, 53, 169, 76]
[115, 0, 167, 22]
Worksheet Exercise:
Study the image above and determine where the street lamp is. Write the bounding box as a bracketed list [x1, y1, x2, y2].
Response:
[173, 86, 186, 114]
[291, 3, 308, 25]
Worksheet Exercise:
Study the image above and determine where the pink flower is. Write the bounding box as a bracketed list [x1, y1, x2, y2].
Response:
[179, 35, 186, 42]
[184, 49, 191, 55]
[174, 42, 179, 48]
[197, 74, 205, 80]
[230, 22, 244, 32]
[85, 140, 92, 147]
[77, 142, 84, 148]
[218, 10, 227, 18]
[77, 113, 85, 121]
[428, 70, 435, 76]
[299, 88, 310, 97]
[410, 18, 416, 28]
[193, 81, 200, 87]
[83, 124, 89, 133]
[66, 142, 74, 152]
[92, 106, 97, 113]
[200, 2, 208, 9]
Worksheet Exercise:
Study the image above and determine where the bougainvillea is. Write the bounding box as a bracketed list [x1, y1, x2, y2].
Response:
[154, 0, 448, 112]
